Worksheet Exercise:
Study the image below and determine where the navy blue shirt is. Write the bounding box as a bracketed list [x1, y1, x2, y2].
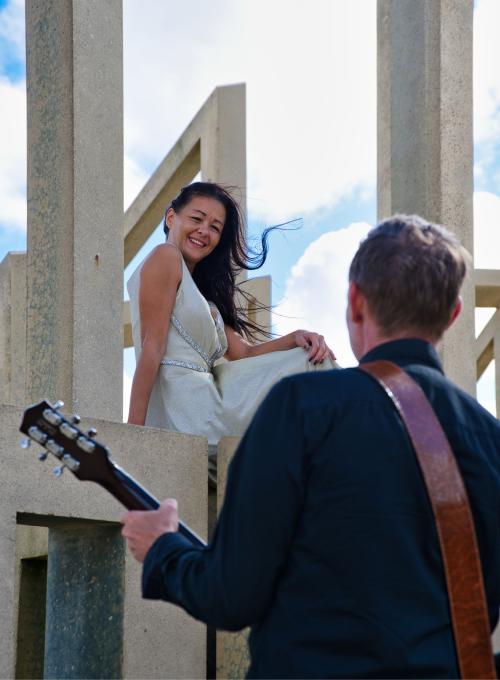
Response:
[142, 340, 500, 678]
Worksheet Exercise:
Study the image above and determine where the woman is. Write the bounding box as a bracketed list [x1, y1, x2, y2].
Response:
[127, 182, 337, 445]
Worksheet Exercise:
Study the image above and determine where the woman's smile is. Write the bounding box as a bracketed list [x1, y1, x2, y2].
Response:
[187, 234, 208, 249]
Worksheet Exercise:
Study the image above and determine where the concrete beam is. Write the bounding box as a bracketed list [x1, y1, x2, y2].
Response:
[475, 269, 500, 308]
[26, 0, 124, 420]
[201, 84, 247, 216]
[0, 406, 207, 679]
[123, 300, 133, 349]
[378, 0, 475, 394]
[475, 308, 500, 379]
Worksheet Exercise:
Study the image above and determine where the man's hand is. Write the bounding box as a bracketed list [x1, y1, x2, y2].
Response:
[121, 498, 179, 563]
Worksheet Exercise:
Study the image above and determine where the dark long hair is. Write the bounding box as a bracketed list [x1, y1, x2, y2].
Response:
[163, 182, 285, 341]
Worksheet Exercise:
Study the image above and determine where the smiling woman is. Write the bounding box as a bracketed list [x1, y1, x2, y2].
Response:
[126, 182, 338, 460]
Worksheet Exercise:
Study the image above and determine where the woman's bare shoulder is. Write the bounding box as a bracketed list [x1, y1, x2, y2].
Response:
[140, 243, 183, 283]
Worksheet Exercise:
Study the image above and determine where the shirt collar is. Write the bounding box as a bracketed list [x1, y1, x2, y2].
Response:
[359, 338, 444, 374]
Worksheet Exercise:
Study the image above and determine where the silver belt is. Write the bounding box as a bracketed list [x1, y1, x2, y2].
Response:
[160, 358, 209, 373]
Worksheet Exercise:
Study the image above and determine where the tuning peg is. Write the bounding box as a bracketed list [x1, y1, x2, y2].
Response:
[53, 400, 65, 410]
[71, 414, 81, 424]
[20, 438, 31, 449]
[62, 454, 80, 472]
[53, 465, 64, 477]
[87, 428, 97, 438]
[38, 452, 48, 461]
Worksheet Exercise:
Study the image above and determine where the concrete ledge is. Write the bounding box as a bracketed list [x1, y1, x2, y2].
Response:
[1, 404, 208, 679]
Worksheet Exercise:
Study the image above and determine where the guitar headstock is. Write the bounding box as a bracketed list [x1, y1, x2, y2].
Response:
[20, 400, 115, 483]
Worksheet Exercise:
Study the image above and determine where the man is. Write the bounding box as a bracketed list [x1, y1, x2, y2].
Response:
[122, 215, 500, 678]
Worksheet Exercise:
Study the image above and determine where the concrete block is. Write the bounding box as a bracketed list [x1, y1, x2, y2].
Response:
[0, 405, 208, 679]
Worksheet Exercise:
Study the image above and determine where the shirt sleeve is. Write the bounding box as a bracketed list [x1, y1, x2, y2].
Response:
[142, 376, 308, 630]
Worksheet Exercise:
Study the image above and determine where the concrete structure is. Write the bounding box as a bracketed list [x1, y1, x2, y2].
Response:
[1, 406, 207, 678]
[378, 0, 475, 394]
[1, 0, 499, 677]
[475, 269, 500, 415]
[26, 0, 124, 421]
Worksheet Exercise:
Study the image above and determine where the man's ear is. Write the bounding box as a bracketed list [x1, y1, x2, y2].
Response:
[445, 296, 462, 330]
[348, 282, 364, 324]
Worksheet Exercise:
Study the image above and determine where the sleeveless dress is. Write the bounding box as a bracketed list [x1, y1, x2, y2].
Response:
[127, 251, 338, 446]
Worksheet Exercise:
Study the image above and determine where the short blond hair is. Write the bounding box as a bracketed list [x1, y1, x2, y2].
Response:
[349, 215, 469, 340]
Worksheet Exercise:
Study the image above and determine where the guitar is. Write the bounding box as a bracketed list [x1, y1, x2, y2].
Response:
[19, 399, 206, 547]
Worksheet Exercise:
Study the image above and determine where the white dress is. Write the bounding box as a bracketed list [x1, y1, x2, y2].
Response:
[127, 253, 338, 445]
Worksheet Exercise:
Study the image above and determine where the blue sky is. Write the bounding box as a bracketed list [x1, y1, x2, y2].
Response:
[1, 0, 499, 417]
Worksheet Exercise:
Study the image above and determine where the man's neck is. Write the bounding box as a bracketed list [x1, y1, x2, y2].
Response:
[358, 329, 437, 360]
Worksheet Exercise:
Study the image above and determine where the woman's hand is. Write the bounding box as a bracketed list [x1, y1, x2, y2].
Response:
[293, 329, 336, 364]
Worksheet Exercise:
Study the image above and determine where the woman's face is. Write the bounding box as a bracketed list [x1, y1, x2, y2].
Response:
[166, 195, 226, 270]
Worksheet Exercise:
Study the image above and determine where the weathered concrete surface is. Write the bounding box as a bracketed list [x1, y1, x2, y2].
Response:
[216, 436, 250, 679]
[26, 0, 123, 420]
[378, 0, 475, 394]
[0, 406, 207, 679]
[238, 275, 272, 340]
[0, 253, 26, 406]
[44, 524, 124, 679]
[201, 84, 247, 213]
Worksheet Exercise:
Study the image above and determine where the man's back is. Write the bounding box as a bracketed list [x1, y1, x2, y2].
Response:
[246, 339, 500, 678]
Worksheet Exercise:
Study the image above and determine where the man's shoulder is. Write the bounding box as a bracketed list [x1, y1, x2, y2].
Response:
[272, 366, 370, 410]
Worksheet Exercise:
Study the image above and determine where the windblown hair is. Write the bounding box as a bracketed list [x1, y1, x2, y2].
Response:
[164, 182, 281, 341]
[349, 214, 470, 340]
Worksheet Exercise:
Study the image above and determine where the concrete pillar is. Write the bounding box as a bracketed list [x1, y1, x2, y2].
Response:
[201, 84, 247, 282]
[25, 0, 123, 419]
[0, 253, 27, 406]
[377, 0, 475, 394]
[44, 524, 124, 679]
[201, 84, 246, 202]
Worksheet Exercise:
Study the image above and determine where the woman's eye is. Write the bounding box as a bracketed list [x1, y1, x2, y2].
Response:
[191, 216, 201, 222]
[211, 224, 220, 232]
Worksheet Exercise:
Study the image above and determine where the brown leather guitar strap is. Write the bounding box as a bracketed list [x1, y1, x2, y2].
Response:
[359, 360, 496, 679]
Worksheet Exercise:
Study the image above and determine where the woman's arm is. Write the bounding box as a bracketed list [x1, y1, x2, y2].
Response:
[128, 245, 182, 425]
[224, 325, 336, 364]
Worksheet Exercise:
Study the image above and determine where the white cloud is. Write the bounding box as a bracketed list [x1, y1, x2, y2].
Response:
[474, 0, 500, 182]
[124, 153, 149, 210]
[273, 221, 371, 367]
[473, 0, 500, 145]
[123, 0, 376, 221]
[0, 77, 26, 231]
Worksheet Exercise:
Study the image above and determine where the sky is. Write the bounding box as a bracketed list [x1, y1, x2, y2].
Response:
[1, 0, 499, 419]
